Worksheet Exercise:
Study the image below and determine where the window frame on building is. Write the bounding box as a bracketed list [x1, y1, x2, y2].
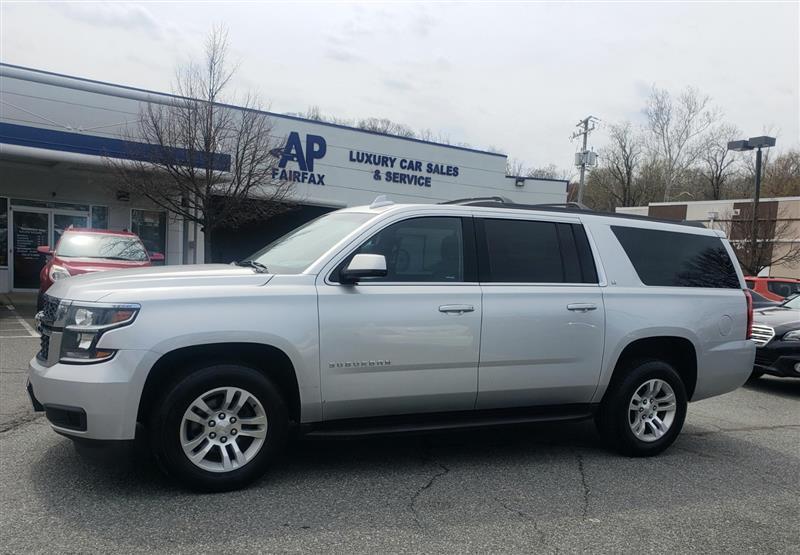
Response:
[0, 197, 8, 268]
[130, 208, 168, 262]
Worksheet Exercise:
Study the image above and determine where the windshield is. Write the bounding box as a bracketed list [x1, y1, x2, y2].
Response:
[245, 212, 375, 274]
[782, 295, 800, 310]
[56, 233, 149, 261]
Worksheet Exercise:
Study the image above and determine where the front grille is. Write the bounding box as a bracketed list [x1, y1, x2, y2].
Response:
[37, 332, 51, 361]
[751, 324, 775, 347]
[39, 295, 60, 324]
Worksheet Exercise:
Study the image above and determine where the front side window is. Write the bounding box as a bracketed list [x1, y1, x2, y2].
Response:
[56, 233, 148, 261]
[336, 217, 465, 282]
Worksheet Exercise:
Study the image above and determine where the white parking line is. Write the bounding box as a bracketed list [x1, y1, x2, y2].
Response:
[4, 305, 39, 338]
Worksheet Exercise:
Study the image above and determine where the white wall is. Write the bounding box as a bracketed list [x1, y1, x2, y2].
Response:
[0, 64, 568, 207]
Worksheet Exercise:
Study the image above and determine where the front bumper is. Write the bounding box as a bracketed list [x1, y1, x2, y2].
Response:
[28, 349, 158, 440]
[754, 342, 800, 378]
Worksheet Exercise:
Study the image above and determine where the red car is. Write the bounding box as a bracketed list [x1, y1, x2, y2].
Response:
[37, 228, 164, 309]
[744, 276, 800, 302]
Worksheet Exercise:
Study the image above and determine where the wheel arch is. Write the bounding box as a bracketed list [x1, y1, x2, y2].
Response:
[603, 336, 698, 401]
[137, 342, 302, 427]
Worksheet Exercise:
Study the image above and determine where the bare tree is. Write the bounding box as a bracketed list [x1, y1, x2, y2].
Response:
[645, 86, 719, 201]
[762, 149, 800, 197]
[356, 117, 416, 138]
[698, 123, 740, 200]
[601, 122, 646, 207]
[107, 27, 292, 262]
[718, 206, 800, 276]
[506, 158, 571, 181]
[303, 105, 324, 121]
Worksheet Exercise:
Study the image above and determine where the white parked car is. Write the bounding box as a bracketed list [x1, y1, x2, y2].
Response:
[28, 197, 756, 491]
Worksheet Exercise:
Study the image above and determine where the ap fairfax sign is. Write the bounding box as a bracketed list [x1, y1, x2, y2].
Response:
[272, 130, 460, 189]
[272, 131, 327, 185]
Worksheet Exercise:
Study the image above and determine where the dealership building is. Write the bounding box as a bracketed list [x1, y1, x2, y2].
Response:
[0, 63, 568, 293]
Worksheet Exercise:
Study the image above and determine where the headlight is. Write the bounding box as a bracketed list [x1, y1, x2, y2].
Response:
[59, 303, 139, 363]
[782, 330, 800, 342]
[49, 264, 70, 281]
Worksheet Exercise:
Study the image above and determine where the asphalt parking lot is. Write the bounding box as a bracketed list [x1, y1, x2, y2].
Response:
[1, 297, 798, 553]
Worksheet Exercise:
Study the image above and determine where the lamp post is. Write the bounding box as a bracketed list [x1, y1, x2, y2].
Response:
[727, 136, 776, 274]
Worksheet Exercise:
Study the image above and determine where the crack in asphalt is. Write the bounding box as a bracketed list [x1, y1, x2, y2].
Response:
[498, 500, 550, 549]
[576, 451, 590, 520]
[0, 412, 44, 434]
[684, 424, 800, 436]
[409, 444, 450, 529]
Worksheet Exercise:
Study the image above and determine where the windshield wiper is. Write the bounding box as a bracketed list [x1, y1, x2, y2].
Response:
[234, 260, 269, 273]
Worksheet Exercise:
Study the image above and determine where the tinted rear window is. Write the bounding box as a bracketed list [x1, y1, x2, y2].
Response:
[611, 226, 739, 288]
[480, 219, 597, 283]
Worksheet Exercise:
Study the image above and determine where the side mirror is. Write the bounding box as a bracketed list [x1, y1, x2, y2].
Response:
[37, 246, 52, 256]
[340, 254, 387, 284]
[149, 252, 165, 262]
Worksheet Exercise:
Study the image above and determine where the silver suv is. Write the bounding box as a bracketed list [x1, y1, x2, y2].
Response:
[28, 198, 756, 491]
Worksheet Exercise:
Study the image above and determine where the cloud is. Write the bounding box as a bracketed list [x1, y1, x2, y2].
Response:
[410, 9, 437, 38]
[325, 48, 363, 63]
[384, 79, 414, 92]
[50, 2, 168, 39]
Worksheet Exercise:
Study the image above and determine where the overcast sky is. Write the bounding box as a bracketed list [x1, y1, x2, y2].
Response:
[2, 1, 798, 173]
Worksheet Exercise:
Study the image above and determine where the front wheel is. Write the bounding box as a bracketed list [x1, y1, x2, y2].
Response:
[596, 360, 688, 457]
[149, 364, 288, 492]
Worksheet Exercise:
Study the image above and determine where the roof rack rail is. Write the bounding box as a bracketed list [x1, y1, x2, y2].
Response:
[439, 197, 707, 229]
[440, 196, 513, 205]
[440, 197, 592, 211]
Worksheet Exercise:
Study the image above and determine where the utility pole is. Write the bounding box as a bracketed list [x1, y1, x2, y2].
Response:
[572, 116, 598, 204]
[728, 136, 776, 275]
[750, 146, 763, 273]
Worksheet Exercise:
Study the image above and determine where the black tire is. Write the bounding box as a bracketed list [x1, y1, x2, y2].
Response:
[596, 360, 688, 457]
[149, 364, 288, 492]
[749, 369, 764, 381]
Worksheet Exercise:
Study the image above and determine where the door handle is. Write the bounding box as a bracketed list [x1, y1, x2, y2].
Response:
[567, 303, 597, 312]
[439, 304, 475, 314]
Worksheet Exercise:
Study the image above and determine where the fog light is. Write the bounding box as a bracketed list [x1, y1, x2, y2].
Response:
[795, 362, 800, 372]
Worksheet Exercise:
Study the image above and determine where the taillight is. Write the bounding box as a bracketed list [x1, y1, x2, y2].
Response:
[744, 289, 753, 340]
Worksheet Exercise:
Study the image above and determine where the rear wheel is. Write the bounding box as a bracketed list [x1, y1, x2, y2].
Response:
[597, 360, 687, 457]
[149, 364, 288, 492]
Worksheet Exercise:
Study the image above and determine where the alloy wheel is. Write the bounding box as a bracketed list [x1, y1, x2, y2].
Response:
[180, 386, 268, 473]
[627, 379, 677, 443]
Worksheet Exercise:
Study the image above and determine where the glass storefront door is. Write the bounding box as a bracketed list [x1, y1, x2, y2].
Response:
[54, 212, 89, 245]
[10, 208, 88, 290]
[11, 210, 50, 289]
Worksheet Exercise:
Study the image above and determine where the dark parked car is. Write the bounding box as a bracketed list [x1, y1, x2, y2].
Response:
[750, 295, 800, 380]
